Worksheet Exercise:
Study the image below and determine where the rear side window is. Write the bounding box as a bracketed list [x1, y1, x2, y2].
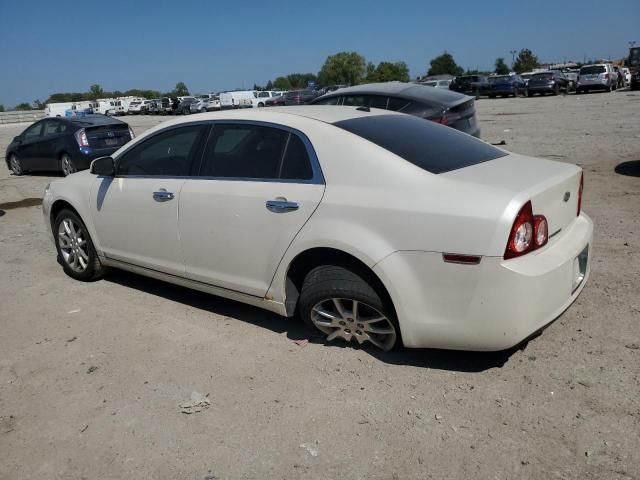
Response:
[387, 97, 412, 112]
[200, 124, 314, 181]
[314, 96, 342, 105]
[333, 114, 507, 174]
[580, 65, 606, 75]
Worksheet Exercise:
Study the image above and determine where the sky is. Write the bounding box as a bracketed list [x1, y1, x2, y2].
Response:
[0, 0, 638, 106]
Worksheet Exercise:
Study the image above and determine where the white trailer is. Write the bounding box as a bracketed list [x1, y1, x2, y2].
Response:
[219, 90, 256, 109]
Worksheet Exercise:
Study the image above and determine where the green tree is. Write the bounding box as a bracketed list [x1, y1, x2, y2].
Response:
[513, 48, 539, 73]
[15, 102, 32, 110]
[372, 61, 410, 82]
[494, 58, 510, 75]
[0, 105, 5, 112]
[89, 84, 104, 100]
[33, 99, 45, 110]
[273, 76, 292, 90]
[286, 73, 317, 89]
[265, 80, 273, 90]
[172, 82, 189, 96]
[317, 51, 366, 86]
[365, 62, 378, 82]
[427, 52, 464, 76]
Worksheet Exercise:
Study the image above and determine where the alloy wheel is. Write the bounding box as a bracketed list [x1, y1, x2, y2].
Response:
[61, 154, 76, 176]
[311, 298, 397, 352]
[10, 155, 22, 175]
[57, 218, 89, 273]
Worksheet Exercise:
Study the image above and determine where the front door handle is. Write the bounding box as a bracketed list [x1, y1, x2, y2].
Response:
[266, 199, 299, 212]
[153, 189, 174, 202]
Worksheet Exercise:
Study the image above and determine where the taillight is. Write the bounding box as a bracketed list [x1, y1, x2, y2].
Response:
[533, 215, 548, 248]
[504, 201, 550, 259]
[604, 73, 609, 79]
[74, 128, 89, 147]
[435, 110, 462, 126]
[577, 172, 584, 216]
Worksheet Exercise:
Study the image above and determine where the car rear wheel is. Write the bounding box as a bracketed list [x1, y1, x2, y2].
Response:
[526, 89, 532, 97]
[61, 153, 76, 176]
[9, 154, 23, 175]
[299, 265, 399, 352]
[54, 209, 106, 281]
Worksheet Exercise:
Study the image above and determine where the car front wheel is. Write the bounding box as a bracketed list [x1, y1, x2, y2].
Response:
[54, 209, 106, 281]
[9, 154, 23, 175]
[299, 265, 399, 352]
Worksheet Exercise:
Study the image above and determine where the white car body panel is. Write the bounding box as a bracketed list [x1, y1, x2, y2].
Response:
[43, 106, 593, 351]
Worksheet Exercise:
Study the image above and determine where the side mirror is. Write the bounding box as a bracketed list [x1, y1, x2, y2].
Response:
[13, 136, 22, 144]
[90, 156, 115, 176]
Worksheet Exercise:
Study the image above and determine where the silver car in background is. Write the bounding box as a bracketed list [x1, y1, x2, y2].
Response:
[576, 64, 617, 93]
[190, 97, 221, 113]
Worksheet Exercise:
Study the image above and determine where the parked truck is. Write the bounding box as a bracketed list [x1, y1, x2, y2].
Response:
[629, 47, 640, 90]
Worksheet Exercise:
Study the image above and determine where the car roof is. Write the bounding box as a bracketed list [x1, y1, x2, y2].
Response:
[314, 82, 468, 105]
[66, 115, 126, 126]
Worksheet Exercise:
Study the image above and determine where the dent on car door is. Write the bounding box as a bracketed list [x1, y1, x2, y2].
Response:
[90, 124, 208, 275]
[179, 123, 325, 297]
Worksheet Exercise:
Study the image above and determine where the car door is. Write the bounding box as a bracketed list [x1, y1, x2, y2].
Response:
[17, 121, 45, 170]
[41, 120, 68, 170]
[179, 122, 325, 297]
[90, 124, 208, 275]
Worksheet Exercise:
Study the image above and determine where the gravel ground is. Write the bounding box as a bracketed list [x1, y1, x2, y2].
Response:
[1, 91, 639, 480]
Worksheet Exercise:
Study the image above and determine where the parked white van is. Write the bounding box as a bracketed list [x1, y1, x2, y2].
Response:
[219, 90, 256, 109]
[45, 102, 74, 117]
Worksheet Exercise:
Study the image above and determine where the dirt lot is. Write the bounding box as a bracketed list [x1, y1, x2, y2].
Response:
[1, 92, 639, 480]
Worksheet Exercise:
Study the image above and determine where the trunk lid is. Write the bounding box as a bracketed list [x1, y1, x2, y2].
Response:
[443, 153, 583, 254]
[85, 124, 131, 149]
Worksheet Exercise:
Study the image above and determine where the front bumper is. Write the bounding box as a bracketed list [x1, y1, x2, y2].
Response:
[373, 213, 593, 351]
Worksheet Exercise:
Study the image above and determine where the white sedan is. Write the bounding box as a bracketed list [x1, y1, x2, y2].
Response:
[42, 106, 593, 352]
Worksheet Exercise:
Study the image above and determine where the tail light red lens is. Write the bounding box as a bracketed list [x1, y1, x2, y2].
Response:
[435, 110, 462, 126]
[504, 202, 550, 259]
[505, 201, 534, 259]
[533, 215, 548, 248]
[577, 172, 584, 216]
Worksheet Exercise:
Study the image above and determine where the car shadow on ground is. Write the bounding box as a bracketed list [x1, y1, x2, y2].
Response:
[105, 270, 515, 372]
[615, 160, 640, 177]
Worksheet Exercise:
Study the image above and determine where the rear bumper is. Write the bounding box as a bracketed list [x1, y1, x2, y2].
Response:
[73, 147, 120, 170]
[577, 83, 609, 90]
[373, 213, 593, 351]
[528, 85, 554, 93]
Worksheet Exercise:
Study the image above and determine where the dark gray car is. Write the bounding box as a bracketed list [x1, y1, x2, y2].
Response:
[311, 82, 480, 137]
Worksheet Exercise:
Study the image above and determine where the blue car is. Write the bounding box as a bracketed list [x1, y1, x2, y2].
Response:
[488, 75, 525, 98]
[6, 115, 134, 176]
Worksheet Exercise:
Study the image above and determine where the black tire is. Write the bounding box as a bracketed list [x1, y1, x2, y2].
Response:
[553, 84, 560, 95]
[9, 153, 24, 175]
[298, 265, 400, 351]
[60, 152, 76, 176]
[53, 209, 107, 281]
[489, 94, 496, 99]
[526, 89, 532, 97]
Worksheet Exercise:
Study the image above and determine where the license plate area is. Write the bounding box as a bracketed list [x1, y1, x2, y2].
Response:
[572, 244, 589, 294]
[104, 138, 118, 146]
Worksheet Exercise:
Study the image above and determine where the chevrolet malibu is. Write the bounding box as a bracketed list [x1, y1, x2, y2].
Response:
[42, 106, 593, 352]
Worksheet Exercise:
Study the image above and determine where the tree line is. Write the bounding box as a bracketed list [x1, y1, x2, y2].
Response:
[2, 48, 547, 111]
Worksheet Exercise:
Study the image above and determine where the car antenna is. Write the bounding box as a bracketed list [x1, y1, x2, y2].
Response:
[356, 106, 370, 112]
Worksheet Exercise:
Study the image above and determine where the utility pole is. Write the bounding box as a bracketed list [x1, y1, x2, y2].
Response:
[510, 50, 517, 69]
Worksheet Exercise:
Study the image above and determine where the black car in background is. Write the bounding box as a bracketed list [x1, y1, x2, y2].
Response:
[284, 89, 317, 105]
[5, 116, 133, 176]
[526, 71, 570, 96]
[449, 75, 491, 98]
[311, 82, 480, 137]
[487, 75, 525, 98]
[176, 97, 198, 114]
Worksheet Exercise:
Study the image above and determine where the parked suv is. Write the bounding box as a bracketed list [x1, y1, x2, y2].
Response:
[576, 64, 616, 93]
[526, 71, 570, 96]
[449, 75, 491, 98]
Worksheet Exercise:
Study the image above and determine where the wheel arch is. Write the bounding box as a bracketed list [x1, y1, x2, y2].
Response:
[283, 247, 396, 320]
[49, 199, 81, 230]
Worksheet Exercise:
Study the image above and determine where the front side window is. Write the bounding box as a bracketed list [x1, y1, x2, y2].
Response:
[23, 122, 43, 139]
[200, 124, 314, 181]
[314, 96, 342, 105]
[117, 125, 204, 176]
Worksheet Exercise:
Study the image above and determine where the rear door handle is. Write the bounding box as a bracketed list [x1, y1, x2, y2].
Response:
[266, 199, 299, 212]
[153, 189, 174, 202]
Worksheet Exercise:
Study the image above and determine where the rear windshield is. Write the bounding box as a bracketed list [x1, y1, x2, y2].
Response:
[489, 76, 510, 83]
[333, 114, 507, 174]
[580, 65, 606, 74]
[532, 73, 552, 80]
